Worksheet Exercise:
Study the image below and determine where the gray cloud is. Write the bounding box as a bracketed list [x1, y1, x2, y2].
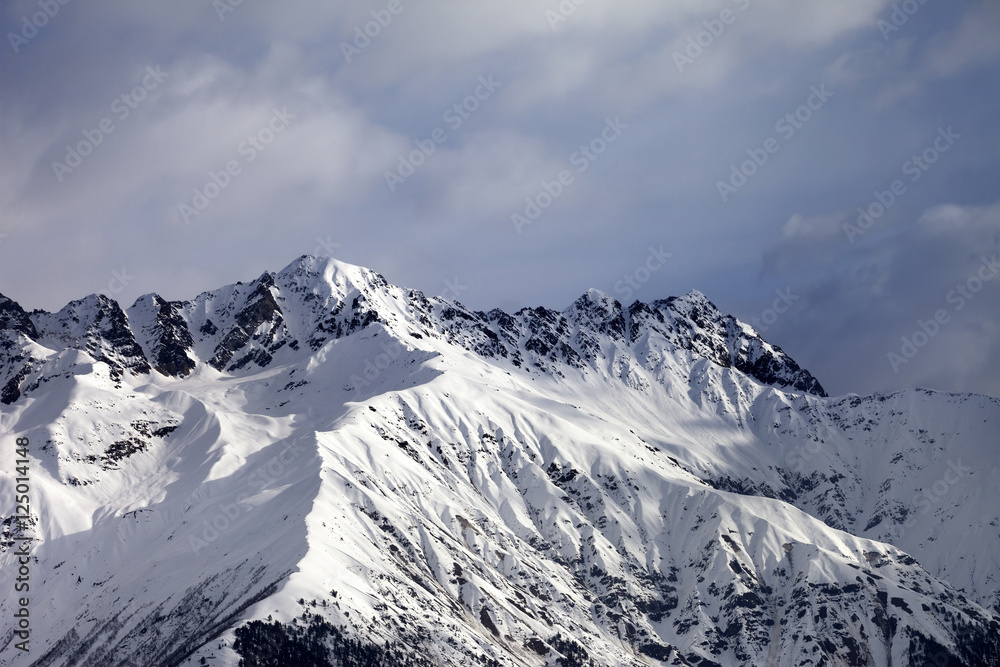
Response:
[757, 202, 1000, 397]
[1, 0, 997, 397]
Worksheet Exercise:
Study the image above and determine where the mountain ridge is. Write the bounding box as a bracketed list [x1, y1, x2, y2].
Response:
[0, 254, 997, 667]
[0, 254, 826, 405]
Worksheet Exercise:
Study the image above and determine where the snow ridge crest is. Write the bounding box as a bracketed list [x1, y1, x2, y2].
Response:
[0, 255, 824, 401]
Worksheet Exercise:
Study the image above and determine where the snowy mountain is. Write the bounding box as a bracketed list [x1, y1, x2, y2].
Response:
[1, 254, 997, 667]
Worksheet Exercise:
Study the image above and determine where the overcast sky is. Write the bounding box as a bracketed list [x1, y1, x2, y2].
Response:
[1, 0, 997, 398]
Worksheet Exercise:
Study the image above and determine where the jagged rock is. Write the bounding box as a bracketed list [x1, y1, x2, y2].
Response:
[1, 255, 995, 667]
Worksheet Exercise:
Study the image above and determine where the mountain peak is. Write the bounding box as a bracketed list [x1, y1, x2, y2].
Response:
[277, 254, 388, 296]
[662, 288, 719, 315]
[583, 287, 615, 304]
[3, 257, 997, 667]
[1, 256, 827, 396]
[0, 292, 38, 339]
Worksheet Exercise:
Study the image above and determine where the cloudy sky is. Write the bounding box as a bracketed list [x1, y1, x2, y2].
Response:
[1, 0, 997, 398]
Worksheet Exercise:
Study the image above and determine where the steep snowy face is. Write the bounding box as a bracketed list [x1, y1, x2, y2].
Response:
[29, 293, 152, 382]
[0, 295, 37, 339]
[0, 255, 997, 667]
[1, 292, 152, 405]
[689, 388, 1000, 615]
[627, 291, 826, 397]
[0, 295, 38, 405]
[129, 294, 197, 377]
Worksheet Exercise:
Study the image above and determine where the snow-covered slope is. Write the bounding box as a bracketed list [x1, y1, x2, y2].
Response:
[1, 255, 997, 667]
